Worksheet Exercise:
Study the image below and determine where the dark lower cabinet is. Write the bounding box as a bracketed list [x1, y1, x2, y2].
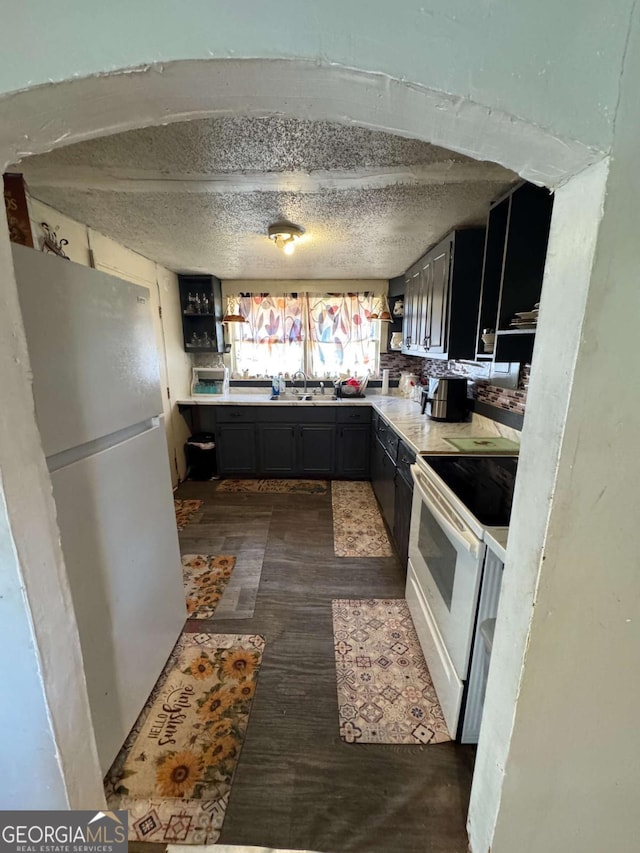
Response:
[257, 421, 335, 475]
[215, 423, 257, 475]
[299, 424, 335, 475]
[258, 423, 297, 474]
[393, 473, 413, 572]
[337, 424, 370, 478]
[189, 404, 372, 481]
[371, 436, 396, 530]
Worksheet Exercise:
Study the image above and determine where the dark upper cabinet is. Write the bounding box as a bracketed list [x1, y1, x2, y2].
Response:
[425, 240, 450, 354]
[178, 273, 224, 353]
[475, 182, 554, 363]
[402, 229, 484, 360]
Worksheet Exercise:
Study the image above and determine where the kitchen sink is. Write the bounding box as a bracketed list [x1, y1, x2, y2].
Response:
[268, 393, 339, 402]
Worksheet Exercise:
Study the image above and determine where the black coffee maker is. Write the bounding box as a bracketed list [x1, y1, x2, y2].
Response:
[421, 377, 469, 422]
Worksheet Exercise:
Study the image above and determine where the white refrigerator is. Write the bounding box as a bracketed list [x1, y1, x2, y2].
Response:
[12, 244, 186, 774]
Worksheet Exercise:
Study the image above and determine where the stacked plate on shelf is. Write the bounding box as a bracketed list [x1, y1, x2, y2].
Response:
[510, 302, 539, 330]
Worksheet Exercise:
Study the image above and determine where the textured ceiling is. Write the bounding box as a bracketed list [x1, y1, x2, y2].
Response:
[19, 117, 516, 279]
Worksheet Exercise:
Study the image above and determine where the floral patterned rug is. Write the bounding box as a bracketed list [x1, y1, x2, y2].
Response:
[106, 632, 265, 844]
[217, 479, 328, 494]
[174, 499, 204, 531]
[183, 555, 236, 620]
[331, 481, 394, 557]
[332, 599, 451, 745]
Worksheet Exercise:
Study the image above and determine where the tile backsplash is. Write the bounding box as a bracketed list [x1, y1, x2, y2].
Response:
[379, 352, 530, 417]
[196, 349, 530, 417]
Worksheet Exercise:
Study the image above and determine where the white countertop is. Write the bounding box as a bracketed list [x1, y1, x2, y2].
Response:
[176, 390, 520, 456]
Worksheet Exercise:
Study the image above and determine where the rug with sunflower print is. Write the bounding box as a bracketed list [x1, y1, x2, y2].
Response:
[105, 632, 265, 844]
[174, 498, 204, 531]
[182, 554, 236, 619]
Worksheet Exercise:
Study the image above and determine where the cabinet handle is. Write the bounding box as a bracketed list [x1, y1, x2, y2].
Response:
[230, 411, 241, 418]
[423, 336, 430, 350]
[405, 336, 412, 347]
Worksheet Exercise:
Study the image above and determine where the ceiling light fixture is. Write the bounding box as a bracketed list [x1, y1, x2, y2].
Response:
[268, 221, 304, 256]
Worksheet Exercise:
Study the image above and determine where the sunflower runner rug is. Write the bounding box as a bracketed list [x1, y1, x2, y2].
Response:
[182, 555, 236, 619]
[105, 632, 265, 844]
[217, 479, 328, 494]
[332, 599, 451, 745]
[174, 499, 204, 531]
[331, 481, 394, 557]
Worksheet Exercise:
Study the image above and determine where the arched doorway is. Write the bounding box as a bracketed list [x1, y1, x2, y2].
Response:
[0, 57, 612, 851]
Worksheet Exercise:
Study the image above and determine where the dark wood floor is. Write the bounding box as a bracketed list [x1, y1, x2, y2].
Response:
[173, 481, 475, 853]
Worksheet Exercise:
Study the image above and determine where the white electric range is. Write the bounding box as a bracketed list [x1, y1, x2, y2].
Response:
[406, 452, 518, 741]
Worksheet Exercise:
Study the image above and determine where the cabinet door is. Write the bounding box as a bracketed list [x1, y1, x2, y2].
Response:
[393, 474, 413, 573]
[416, 260, 431, 354]
[216, 424, 257, 475]
[258, 423, 297, 475]
[371, 437, 396, 530]
[337, 424, 371, 478]
[402, 270, 420, 353]
[298, 424, 335, 475]
[426, 241, 451, 354]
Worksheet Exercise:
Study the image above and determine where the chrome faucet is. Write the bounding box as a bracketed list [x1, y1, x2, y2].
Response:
[292, 370, 308, 395]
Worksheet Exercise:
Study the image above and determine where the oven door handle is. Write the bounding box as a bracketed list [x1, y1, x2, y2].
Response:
[411, 465, 483, 557]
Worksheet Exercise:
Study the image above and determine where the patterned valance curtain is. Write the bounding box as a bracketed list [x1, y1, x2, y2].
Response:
[306, 292, 377, 376]
[230, 292, 380, 378]
[237, 293, 304, 343]
[232, 294, 305, 377]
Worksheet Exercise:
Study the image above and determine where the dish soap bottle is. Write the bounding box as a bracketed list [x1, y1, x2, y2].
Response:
[278, 373, 286, 394]
[271, 375, 280, 397]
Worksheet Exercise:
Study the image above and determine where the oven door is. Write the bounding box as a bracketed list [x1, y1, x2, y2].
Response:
[408, 463, 485, 680]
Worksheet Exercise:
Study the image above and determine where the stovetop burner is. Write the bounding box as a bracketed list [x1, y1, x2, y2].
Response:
[420, 454, 519, 527]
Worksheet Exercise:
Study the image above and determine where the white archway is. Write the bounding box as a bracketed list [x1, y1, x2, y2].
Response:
[0, 59, 599, 186]
[0, 54, 627, 853]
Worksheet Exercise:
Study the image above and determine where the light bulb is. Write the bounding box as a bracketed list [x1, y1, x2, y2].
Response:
[283, 241, 296, 255]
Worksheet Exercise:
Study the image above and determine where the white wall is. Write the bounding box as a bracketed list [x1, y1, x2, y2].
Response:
[0, 486, 68, 808]
[222, 280, 388, 297]
[27, 197, 191, 484]
[0, 1, 632, 155]
[471, 8, 640, 850]
[157, 265, 191, 479]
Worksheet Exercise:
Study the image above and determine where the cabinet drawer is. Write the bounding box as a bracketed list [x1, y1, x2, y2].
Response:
[258, 406, 336, 424]
[337, 406, 371, 424]
[216, 406, 257, 423]
[396, 440, 416, 487]
[381, 424, 399, 462]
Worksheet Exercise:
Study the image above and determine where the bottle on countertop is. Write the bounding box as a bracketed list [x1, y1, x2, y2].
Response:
[271, 375, 280, 397]
[278, 373, 286, 394]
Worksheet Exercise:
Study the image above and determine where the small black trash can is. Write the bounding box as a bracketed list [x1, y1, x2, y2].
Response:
[185, 432, 217, 480]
